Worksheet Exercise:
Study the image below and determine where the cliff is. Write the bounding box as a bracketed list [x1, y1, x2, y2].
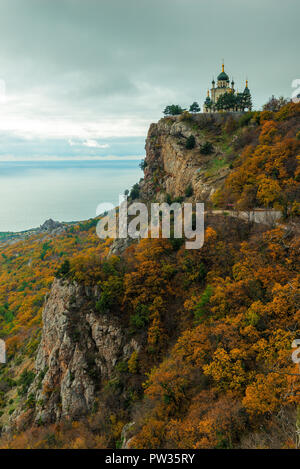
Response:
[8, 278, 140, 431]
[140, 113, 243, 203]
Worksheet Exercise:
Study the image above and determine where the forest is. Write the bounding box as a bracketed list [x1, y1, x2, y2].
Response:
[0, 101, 299, 449]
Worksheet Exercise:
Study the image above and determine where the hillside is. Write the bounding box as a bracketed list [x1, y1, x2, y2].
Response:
[140, 105, 300, 217]
[0, 102, 299, 449]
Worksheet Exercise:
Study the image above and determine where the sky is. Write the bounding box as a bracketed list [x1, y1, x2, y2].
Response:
[0, 0, 299, 161]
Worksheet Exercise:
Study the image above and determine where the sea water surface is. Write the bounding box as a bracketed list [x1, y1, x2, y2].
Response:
[0, 160, 142, 232]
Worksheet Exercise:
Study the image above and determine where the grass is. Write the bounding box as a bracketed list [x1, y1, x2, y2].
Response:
[204, 156, 228, 178]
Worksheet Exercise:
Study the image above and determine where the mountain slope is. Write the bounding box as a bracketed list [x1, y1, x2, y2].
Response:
[0, 103, 299, 449]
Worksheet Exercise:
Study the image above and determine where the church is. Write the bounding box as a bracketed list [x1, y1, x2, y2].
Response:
[203, 63, 252, 113]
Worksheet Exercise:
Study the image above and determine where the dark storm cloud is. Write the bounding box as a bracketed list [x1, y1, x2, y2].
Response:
[0, 0, 298, 157]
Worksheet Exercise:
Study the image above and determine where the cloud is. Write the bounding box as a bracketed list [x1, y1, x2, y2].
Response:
[68, 139, 110, 149]
[0, 131, 144, 160]
[0, 0, 298, 158]
[83, 140, 109, 149]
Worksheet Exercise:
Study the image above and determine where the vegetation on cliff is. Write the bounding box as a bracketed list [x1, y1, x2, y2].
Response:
[213, 102, 300, 217]
[0, 101, 299, 449]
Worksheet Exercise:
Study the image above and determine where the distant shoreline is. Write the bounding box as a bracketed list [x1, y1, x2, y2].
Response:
[0, 160, 142, 233]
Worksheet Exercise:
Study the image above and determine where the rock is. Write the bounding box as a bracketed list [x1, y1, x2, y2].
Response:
[108, 237, 136, 257]
[40, 219, 64, 234]
[121, 421, 135, 449]
[9, 278, 141, 428]
[140, 114, 232, 203]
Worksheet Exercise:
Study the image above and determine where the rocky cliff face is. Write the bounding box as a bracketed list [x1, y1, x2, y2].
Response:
[10, 279, 140, 431]
[140, 113, 240, 203]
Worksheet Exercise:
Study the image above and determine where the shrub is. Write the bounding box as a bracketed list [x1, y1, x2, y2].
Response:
[139, 159, 147, 171]
[185, 184, 193, 197]
[200, 142, 214, 155]
[18, 369, 35, 396]
[130, 304, 149, 330]
[194, 286, 213, 322]
[129, 183, 140, 200]
[263, 95, 289, 112]
[78, 219, 98, 231]
[165, 193, 172, 204]
[25, 393, 36, 409]
[173, 196, 184, 203]
[0, 304, 14, 323]
[185, 135, 196, 150]
[224, 116, 238, 134]
[169, 237, 185, 251]
[116, 361, 128, 373]
[96, 276, 123, 314]
[238, 112, 255, 127]
[128, 351, 139, 374]
[40, 242, 51, 260]
[54, 259, 70, 279]
[179, 111, 193, 122]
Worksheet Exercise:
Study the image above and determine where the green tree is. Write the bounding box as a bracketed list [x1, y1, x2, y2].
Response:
[96, 276, 123, 314]
[216, 92, 237, 111]
[40, 241, 51, 260]
[242, 91, 252, 111]
[139, 159, 147, 171]
[235, 92, 244, 111]
[163, 104, 185, 116]
[130, 183, 140, 200]
[194, 285, 213, 322]
[189, 102, 201, 113]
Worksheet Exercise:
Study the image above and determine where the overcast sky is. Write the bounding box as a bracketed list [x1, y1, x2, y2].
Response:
[0, 0, 298, 160]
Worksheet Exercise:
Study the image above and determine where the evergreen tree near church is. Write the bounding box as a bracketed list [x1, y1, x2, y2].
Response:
[235, 92, 245, 111]
[215, 92, 236, 111]
[203, 63, 253, 113]
[163, 104, 185, 116]
[242, 83, 252, 110]
[189, 101, 201, 113]
[215, 84, 252, 112]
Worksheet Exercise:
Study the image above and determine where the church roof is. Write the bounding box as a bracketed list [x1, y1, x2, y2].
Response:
[244, 80, 250, 94]
[217, 64, 229, 81]
[217, 71, 229, 81]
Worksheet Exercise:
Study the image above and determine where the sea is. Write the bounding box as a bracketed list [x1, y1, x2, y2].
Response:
[0, 160, 142, 232]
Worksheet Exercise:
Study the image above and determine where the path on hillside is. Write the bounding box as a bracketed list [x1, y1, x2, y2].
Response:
[209, 209, 282, 225]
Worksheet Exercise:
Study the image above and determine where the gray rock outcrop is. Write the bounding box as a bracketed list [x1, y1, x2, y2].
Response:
[10, 278, 140, 430]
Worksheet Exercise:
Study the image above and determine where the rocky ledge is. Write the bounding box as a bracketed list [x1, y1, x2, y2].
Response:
[9, 278, 140, 431]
